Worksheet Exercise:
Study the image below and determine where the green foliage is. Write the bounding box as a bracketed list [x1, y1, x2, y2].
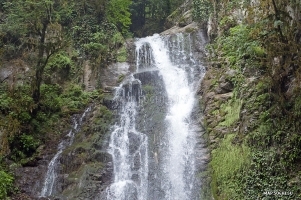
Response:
[193, 0, 213, 23]
[0, 92, 13, 113]
[60, 84, 94, 113]
[0, 0, 127, 195]
[211, 134, 250, 199]
[0, 170, 14, 199]
[216, 25, 265, 68]
[46, 52, 72, 71]
[40, 84, 63, 112]
[293, 95, 301, 118]
[130, 0, 184, 36]
[72, 21, 125, 65]
[243, 150, 296, 199]
[19, 134, 40, 153]
[116, 46, 127, 62]
[207, 1, 301, 199]
[106, 0, 132, 35]
[1, 0, 68, 51]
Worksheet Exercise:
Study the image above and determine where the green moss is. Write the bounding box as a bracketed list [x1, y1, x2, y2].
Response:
[219, 99, 242, 127]
[169, 9, 180, 19]
[116, 46, 127, 62]
[143, 85, 153, 93]
[179, 16, 186, 24]
[185, 27, 197, 33]
[117, 74, 125, 83]
[252, 46, 265, 57]
[166, 8, 181, 26]
[211, 134, 250, 199]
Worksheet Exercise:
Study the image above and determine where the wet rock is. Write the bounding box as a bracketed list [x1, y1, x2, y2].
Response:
[99, 62, 131, 88]
[103, 96, 119, 110]
[204, 92, 215, 101]
[90, 151, 111, 163]
[14, 164, 46, 198]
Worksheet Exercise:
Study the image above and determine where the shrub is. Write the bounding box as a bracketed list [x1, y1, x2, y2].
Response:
[19, 134, 40, 155]
[0, 170, 14, 199]
[193, 0, 213, 23]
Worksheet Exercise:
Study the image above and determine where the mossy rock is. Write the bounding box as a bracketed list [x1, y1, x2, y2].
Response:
[178, 10, 193, 27]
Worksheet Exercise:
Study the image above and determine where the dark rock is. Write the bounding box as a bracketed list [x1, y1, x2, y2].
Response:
[90, 151, 111, 163]
[14, 163, 47, 198]
[215, 81, 233, 94]
[103, 97, 119, 110]
[220, 81, 234, 91]
[0, 67, 12, 82]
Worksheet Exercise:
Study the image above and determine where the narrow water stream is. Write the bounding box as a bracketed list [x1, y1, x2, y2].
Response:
[40, 107, 91, 197]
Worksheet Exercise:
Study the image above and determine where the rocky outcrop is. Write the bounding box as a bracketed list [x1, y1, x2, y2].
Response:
[200, 66, 237, 148]
[83, 60, 96, 91]
[54, 104, 113, 199]
[0, 61, 31, 85]
[165, 0, 193, 29]
[11, 102, 114, 199]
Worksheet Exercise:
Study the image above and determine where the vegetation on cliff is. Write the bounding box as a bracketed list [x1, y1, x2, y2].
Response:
[202, 0, 301, 199]
[0, 0, 131, 197]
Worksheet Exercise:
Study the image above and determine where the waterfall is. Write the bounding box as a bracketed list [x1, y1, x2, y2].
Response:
[106, 32, 206, 200]
[40, 107, 91, 197]
[106, 75, 149, 200]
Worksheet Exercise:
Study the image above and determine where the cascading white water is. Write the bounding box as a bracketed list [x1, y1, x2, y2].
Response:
[107, 32, 206, 200]
[40, 107, 91, 197]
[138, 34, 204, 200]
[106, 76, 149, 200]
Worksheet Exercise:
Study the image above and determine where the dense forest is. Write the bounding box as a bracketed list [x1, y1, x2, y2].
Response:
[0, 0, 301, 199]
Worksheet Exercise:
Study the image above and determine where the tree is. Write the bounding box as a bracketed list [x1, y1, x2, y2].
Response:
[130, 0, 186, 36]
[106, 0, 132, 35]
[130, 0, 146, 33]
[1, 0, 69, 106]
[246, 0, 301, 100]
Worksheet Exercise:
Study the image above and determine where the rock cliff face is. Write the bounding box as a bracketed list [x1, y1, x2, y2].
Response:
[12, 103, 114, 200]
[165, 0, 194, 29]
[56, 104, 113, 199]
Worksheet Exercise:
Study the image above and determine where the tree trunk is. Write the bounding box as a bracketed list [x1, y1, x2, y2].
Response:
[32, 23, 48, 105]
